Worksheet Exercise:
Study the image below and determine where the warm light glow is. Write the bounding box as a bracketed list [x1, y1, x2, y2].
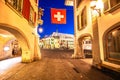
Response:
[90, 1, 97, 8]
[92, 9, 99, 15]
[4, 46, 10, 51]
[0, 57, 21, 73]
[96, 0, 103, 9]
[39, 27, 43, 33]
[90, 0, 103, 10]
[90, 0, 103, 16]
[0, 34, 14, 37]
[112, 30, 117, 37]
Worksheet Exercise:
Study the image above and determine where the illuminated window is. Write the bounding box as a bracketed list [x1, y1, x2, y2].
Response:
[110, 0, 120, 7]
[5, 0, 23, 12]
[29, 7, 36, 25]
[103, 0, 109, 11]
[105, 26, 120, 63]
[103, 0, 120, 12]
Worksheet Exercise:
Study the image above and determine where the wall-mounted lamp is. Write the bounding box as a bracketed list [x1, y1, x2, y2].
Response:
[38, 8, 44, 25]
[38, 8, 44, 16]
[90, 0, 103, 16]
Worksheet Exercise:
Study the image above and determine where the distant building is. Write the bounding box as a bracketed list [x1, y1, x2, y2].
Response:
[64, 0, 73, 6]
[39, 32, 74, 49]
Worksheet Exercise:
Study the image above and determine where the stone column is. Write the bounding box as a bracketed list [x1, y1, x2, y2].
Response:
[72, 37, 84, 58]
[34, 35, 41, 61]
[22, 50, 32, 62]
[92, 14, 102, 69]
[72, 0, 81, 58]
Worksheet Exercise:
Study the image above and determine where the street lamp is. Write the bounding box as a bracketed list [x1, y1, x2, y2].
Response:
[38, 8, 44, 25]
[38, 8, 44, 37]
[39, 27, 43, 33]
[90, 0, 103, 16]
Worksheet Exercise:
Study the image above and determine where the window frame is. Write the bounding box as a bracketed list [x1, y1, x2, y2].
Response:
[29, 6, 36, 26]
[81, 6, 87, 28]
[104, 23, 120, 65]
[103, 0, 120, 13]
[77, 6, 87, 30]
[5, 0, 23, 13]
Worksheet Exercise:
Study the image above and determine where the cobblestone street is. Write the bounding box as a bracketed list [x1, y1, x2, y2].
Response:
[0, 49, 117, 80]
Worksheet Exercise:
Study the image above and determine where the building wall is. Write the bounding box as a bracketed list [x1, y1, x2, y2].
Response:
[75, 0, 93, 38]
[97, 1, 120, 71]
[73, 0, 120, 72]
[0, 0, 41, 62]
[98, 9, 120, 59]
[73, 0, 94, 58]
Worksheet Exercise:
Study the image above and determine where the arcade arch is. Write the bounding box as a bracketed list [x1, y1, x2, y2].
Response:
[78, 34, 93, 58]
[0, 23, 30, 60]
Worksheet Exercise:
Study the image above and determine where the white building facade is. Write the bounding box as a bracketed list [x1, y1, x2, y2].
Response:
[39, 32, 74, 49]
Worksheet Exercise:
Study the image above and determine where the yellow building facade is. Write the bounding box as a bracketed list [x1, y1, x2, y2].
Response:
[73, 0, 120, 72]
[0, 0, 42, 62]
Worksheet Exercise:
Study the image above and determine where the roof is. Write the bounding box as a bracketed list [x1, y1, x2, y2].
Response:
[51, 32, 74, 38]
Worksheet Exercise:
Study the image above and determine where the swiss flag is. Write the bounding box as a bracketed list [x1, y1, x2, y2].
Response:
[51, 8, 66, 24]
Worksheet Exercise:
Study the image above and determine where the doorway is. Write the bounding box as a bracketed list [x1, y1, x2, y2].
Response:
[82, 37, 92, 58]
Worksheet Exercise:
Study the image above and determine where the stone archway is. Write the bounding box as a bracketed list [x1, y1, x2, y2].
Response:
[0, 23, 31, 62]
[0, 24, 30, 49]
[72, 33, 93, 59]
[78, 34, 93, 58]
[79, 36, 92, 58]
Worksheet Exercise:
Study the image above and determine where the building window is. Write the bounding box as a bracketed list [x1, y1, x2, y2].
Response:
[105, 27, 120, 63]
[103, 0, 109, 11]
[77, 6, 87, 30]
[81, 7, 87, 29]
[76, 0, 82, 8]
[35, 0, 37, 3]
[5, 0, 23, 12]
[110, 0, 120, 7]
[103, 0, 120, 12]
[29, 6, 36, 26]
[77, 15, 80, 30]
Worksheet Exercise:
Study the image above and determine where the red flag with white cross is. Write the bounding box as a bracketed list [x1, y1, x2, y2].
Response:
[51, 8, 66, 24]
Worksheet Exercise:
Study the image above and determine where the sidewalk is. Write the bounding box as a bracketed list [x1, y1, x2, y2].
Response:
[80, 58, 92, 65]
[0, 57, 21, 73]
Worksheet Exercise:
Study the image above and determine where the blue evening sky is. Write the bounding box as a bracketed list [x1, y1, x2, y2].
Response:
[38, 0, 74, 38]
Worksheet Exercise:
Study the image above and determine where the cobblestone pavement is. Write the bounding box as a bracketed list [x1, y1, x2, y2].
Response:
[0, 49, 116, 80]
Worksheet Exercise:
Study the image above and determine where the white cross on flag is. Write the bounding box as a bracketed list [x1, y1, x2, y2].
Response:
[51, 8, 66, 24]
